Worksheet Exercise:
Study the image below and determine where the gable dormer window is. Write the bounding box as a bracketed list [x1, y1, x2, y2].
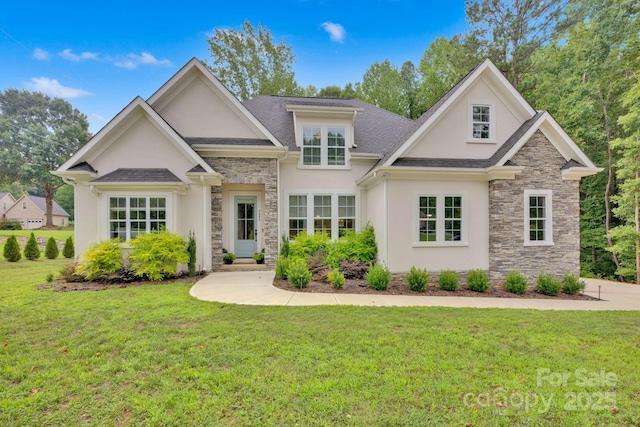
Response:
[469, 104, 495, 143]
[301, 125, 348, 167]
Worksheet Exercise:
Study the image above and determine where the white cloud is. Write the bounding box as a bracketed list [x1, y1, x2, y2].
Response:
[114, 52, 172, 69]
[25, 77, 91, 98]
[321, 22, 346, 43]
[33, 48, 51, 60]
[59, 48, 99, 62]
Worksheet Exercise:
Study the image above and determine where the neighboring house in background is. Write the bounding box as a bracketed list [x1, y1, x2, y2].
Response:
[0, 192, 16, 220]
[5, 194, 70, 229]
[54, 58, 601, 280]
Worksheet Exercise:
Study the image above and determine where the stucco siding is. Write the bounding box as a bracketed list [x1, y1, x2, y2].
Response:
[89, 116, 195, 178]
[385, 179, 490, 272]
[156, 76, 262, 139]
[403, 79, 522, 160]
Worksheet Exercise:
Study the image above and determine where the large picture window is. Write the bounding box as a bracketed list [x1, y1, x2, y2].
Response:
[524, 190, 553, 245]
[417, 194, 465, 244]
[109, 196, 167, 241]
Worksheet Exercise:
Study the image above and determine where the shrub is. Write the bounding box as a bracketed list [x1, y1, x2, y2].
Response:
[62, 236, 74, 259]
[327, 267, 345, 289]
[23, 232, 41, 261]
[0, 220, 22, 230]
[60, 263, 83, 282]
[366, 263, 391, 290]
[223, 252, 236, 264]
[289, 232, 329, 259]
[467, 269, 489, 292]
[536, 272, 562, 296]
[438, 270, 459, 291]
[287, 257, 312, 288]
[46, 272, 54, 283]
[77, 240, 122, 281]
[3, 235, 21, 262]
[504, 271, 527, 294]
[129, 231, 189, 281]
[280, 234, 290, 258]
[275, 257, 290, 279]
[324, 224, 378, 268]
[562, 272, 583, 295]
[339, 259, 370, 279]
[406, 266, 429, 292]
[45, 237, 59, 259]
[187, 231, 197, 276]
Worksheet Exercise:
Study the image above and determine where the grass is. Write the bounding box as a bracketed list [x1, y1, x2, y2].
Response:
[1, 259, 639, 425]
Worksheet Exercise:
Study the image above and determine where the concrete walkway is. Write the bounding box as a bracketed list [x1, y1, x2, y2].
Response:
[189, 271, 640, 310]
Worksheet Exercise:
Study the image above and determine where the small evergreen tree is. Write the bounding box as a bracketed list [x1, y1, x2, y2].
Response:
[187, 231, 197, 276]
[3, 235, 21, 262]
[45, 237, 59, 259]
[23, 232, 41, 261]
[62, 236, 74, 259]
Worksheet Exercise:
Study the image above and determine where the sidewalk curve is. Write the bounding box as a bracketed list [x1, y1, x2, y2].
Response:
[189, 271, 640, 310]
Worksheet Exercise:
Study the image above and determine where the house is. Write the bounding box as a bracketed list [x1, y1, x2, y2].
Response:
[5, 194, 70, 229]
[54, 58, 601, 280]
[0, 192, 16, 220]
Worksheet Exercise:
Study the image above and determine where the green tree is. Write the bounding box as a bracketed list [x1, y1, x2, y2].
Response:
[23, 232, 40, 261]
[62, 236, 74, 259]
[45, 236, 59, 259]
[317, 85, 343, 98]
[206, 19, 300, 101]
[465, 0, 582, 88]
[54, 184, 74, 221]
[418, 35, 482, 110]
[0, 90, 90, 227]
[3, 234, 21, 262]
[357, 59, 408, 117]
[400, 61, 426, 119]
[610, 72, 640, 283]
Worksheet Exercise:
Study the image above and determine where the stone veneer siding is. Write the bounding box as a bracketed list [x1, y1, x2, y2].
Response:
[204, 157, 278, 270]
[489, 130, 580, 282]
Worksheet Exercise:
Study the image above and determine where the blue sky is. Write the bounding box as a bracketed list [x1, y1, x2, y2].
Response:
[1, 0, 468, 133]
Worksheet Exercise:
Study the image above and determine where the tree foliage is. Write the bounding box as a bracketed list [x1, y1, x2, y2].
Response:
[23, 232, 41, 261]
[3, 235, 21, 262]
[62, 236, 74, 259]
[358, 59, 409, 116]
[206, 20, 300, 101]
[0, 90, 90, 226]
[45, 236, 59, 259]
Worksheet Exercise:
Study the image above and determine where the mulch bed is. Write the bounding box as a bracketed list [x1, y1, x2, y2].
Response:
[272, 276, 600, 300]
[40, 275, 200, 292]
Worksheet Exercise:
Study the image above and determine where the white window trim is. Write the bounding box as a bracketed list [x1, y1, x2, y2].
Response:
[524, 189, 553, 246]
[102, 192, 173, 244]
[413, 193, 468, 247]
[468, 102, 496, 143]
[297, 124, 351, 169]
[286, 191, 357, 239]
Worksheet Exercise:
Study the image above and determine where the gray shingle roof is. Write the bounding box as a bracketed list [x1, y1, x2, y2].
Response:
[0, 192, 9, 199]
[185, 137, 273, 146]
[26, 195, 69, 216]
[391, 112, 544, 169]
[243, 96, 415, 154]
[562, 159, 586, 169]
[91, 168, 182, 183]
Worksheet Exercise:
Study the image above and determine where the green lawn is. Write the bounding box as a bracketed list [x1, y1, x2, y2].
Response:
[1, 258, 638, 426]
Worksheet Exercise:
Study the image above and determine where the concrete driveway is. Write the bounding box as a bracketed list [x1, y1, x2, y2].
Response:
[189, 271, 640, 310]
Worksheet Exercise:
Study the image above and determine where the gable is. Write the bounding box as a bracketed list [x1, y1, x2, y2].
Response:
[87, 113, 196, 180]
[402, 77, 524, 160]
[154, 74, 264, 139]
[147, 58, 281, 146]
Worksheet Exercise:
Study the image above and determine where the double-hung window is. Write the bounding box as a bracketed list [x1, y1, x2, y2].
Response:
[288, 195, 307, 238]
[314, 195, 332, 237]
[301, 126, 348, 167]
[469, 104, 494, 142]
[417, 195, 465, 244]
[109, 196, 167, 242]
[338, 195, 356, 236]
[524, 190, 553, 245]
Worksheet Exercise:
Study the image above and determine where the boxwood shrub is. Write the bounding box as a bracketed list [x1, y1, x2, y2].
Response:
[438, 270, 458, 291]
[366, 263, 390, 290]
[504, 271, 527, 294]
[536, 272, 562, 296]
[406, 266, 429, 292]
[467, 269, 489, 292]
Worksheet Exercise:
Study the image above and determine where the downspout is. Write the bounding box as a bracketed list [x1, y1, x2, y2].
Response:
[383, 175, 389, 266]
